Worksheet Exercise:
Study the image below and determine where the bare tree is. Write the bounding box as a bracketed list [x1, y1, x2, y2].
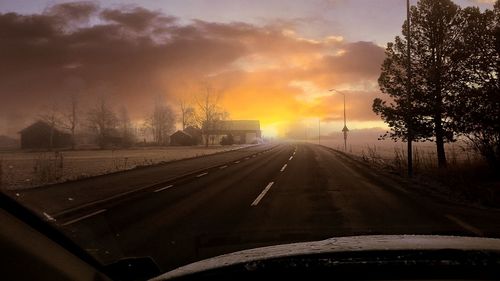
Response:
[118, 106, 135, 147]
[196, 83, 225, 147]
[59, 93, 79, 150]
[39, 100, 61, 151]
[179, 99, 197, 130]
[148, 95, 176, 145]
[138, 122, 150, 145]
[87, 96, 118, 149]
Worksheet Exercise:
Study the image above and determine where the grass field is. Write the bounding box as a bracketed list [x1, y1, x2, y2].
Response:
[315, 138, 482, 164]
[317, 138, 499, 207]
[0, 145, 247, 190]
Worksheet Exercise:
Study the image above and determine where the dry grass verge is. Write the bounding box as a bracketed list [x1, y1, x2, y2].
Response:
[358, 144, 500, 208]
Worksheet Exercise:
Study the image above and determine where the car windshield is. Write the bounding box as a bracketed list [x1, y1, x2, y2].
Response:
[1, 0, 499, 275]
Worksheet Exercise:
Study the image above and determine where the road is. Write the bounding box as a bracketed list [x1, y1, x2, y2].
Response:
[30, 142, 500, 272]
[16, 144, 278, 216]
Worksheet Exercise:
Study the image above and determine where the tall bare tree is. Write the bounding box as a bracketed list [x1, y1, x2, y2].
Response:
[118, 106, 135, 147]
[179, 99, 197, 130]
[196, 83, 225, 147]
[39, 100, 61, 151]
[148, 95, 176, 145]
[87, 96, 118, 149]
[58, 93, 79, 150]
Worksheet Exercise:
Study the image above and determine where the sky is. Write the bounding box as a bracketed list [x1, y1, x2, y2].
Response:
[0, 0, 496, 138]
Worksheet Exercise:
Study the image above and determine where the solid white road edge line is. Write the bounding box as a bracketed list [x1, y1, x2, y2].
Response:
[61, 209, 107, 226]
[251, 182, 274, 206]
[43, 212, 56, 222]
[154, 185, 173, 193]
[196, 172, 209, 178]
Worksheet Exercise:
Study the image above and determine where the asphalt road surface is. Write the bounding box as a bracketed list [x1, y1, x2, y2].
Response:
[37, 142, 500, 272]
[17, 143, 278, 216]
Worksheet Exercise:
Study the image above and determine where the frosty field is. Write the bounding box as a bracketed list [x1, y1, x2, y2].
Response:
[0, 139, 483, 191]
[308, 138, 482, 168]
[0, 145, 247, 190]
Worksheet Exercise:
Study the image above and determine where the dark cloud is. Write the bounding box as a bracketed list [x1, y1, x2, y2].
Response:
[45, 1, 98, 24]
[328, 41, 385, 79]
[0, 2, 384, 136]
[303, 41, 385, 87]
[100, 6, 176, 32]
[0, 3, 242, 132]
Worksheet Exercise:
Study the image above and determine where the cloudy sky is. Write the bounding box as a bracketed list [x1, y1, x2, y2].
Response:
[0, 0, 495, 137]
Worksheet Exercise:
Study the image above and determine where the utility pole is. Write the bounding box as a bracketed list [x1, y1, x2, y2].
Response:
[406, 0, 413, 177]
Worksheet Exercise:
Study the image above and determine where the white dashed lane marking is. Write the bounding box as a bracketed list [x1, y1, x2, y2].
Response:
[280, 164, 287, 172]
[251, 182, 274, 206]
[43, 212, 56, 222]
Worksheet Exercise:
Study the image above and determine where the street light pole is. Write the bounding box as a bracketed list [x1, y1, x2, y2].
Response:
[329, 88, 349, 151]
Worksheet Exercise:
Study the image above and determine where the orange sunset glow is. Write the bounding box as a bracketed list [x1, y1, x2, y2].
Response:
[0, 0, 492, 138]
[162, 28, 387, 137]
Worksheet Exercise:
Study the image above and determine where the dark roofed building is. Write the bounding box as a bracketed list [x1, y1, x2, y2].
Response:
[219, 120, 261, 132]
[19, 121, 72, 149]
[204, 120, 261, 144]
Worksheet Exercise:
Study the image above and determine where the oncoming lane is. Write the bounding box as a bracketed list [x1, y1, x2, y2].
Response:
[63, 143, 296, 269]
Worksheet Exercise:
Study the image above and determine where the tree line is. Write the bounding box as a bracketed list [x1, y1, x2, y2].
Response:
[373, 0, 500, 171]
[39, 82, 228, 149]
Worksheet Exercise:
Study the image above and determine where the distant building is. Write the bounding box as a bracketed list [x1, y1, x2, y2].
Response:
[204, 120, 261, 145]
[19, 121, 72, 149]
[170, 130, 196, 146]
[169, 126, 203, 146]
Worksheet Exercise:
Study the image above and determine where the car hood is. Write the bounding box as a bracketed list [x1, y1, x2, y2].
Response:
[152, 235, 500, 280]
